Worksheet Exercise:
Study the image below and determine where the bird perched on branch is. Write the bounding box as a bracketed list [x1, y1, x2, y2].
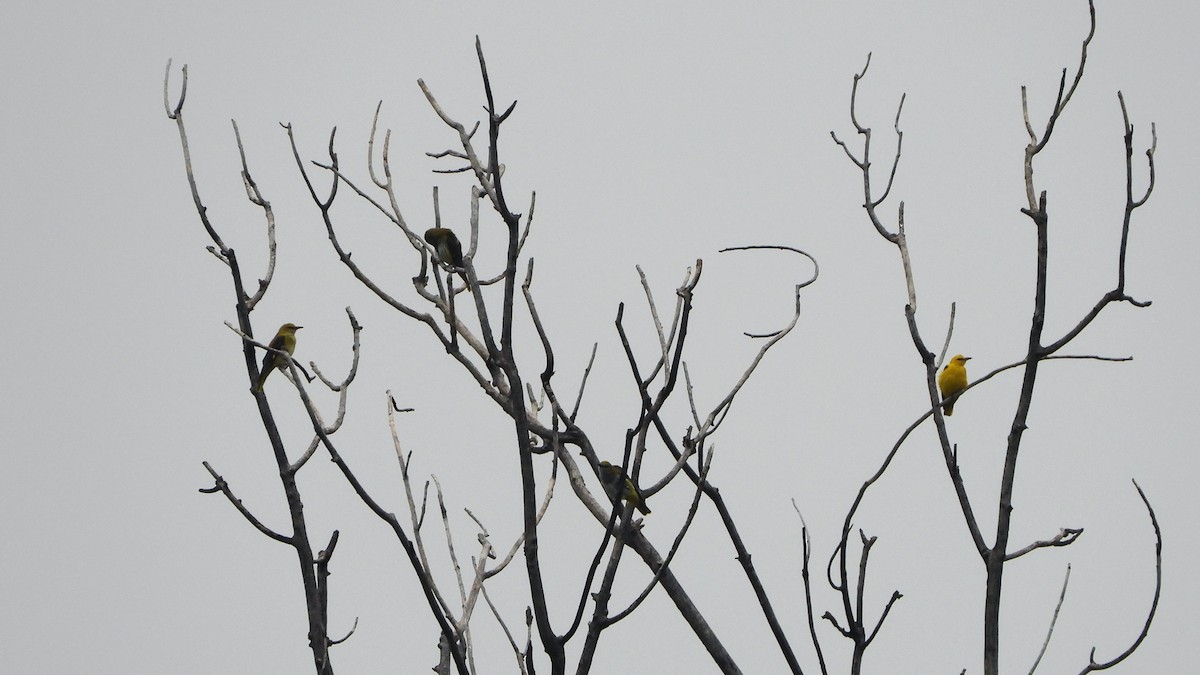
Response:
[937, 354, 971, 416]
[255, 322, 302, 391]
[424, 227, 470, 288]
[598, 461, 651, 515]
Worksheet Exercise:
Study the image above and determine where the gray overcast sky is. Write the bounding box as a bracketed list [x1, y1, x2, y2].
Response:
[2, 1, 1195, 673]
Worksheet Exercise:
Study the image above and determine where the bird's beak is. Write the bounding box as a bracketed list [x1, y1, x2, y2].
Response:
[964, 356, 972, 361]
[296, 326, 304, 330]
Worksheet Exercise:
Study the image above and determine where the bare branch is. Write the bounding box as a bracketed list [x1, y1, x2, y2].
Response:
[309, 307, 363, 395]
[387, 400, 456, 622]
[1033, 0, 1096, 154]
[717, 245, 819, 333]
[606, 448, 716, 626]
[288, 125, 508, 406]
[291, 438, 322, 473]
[517, 191, 537, 254]
[830, 350, 1132, 656]
[329, 617, 359, 646]
[612, 269, 806, 672]
[552, 407, 741, 671]
[1116, 92, 1156, 304]
[636, 264, 675, 383]
[229, 120, 277, 310]
[935, 302, 957, 371]
[162, 59, 186, 119]
[432, 476, 470, 614]
[792, 502, 829, 675]
[198, 461, 291, 544]
[822, 611, 852, 639]
[1023, 1, 1097, 212]
[315, 529, 347, 660]
[1006, 527, 1084, 562]
[482, 583, 529, 675]
[864, 590, 903, 647]
[417, 78, 498, 207]
[894, 203, 917, 310]
[831, 53, 906, 244]
[1078, 481, 1162, 673]
[164, 62, 230, 256]
[690, 247, 813, 441]
[285, 308, 363, 473]
[872, 93, 906, 208]
[569, 343, 599, 423]
[1029, 565, 1071, 675]
[485, 449, 558, 581]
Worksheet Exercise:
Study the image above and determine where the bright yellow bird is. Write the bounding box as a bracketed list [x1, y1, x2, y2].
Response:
[937, 354, 971, 416]
[598, 461, 651, 515]
[255, 323, 302, 391]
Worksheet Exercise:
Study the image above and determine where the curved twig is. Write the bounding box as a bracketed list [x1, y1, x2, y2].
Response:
[1077, 481, 1162, 673]
[718, 245, 819, 337]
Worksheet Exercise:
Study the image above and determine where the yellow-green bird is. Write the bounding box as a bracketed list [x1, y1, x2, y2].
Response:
[255, 323, 302, 391]
[937, 354, 971, 416]
[598, 461, 651, 515]
[424, 227, 469, 287]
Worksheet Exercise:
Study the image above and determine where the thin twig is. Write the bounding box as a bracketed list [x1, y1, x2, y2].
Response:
[198, 461, 291, 544]
[1029, 564, 1071, 675]
[792, 502, 829, 675]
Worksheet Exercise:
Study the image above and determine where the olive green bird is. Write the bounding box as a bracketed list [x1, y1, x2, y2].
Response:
[424, 227, 470, 287]
[255, 323, 302, 392]
[598, 461, 651, 515]
[937, 354, 971, 416]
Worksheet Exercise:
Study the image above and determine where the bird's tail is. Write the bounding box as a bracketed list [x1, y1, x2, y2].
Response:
[944, 401, 954, 416]
[636, 501, 651, 515]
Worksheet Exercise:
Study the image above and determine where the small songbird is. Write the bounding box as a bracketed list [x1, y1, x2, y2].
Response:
[424, 227, 468, 287]
[598, 461, 651, 515]
[255, 323, 302, 391]
[937, 354, 971, 416]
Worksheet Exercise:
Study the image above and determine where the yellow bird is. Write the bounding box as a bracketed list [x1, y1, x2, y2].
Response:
[424, 227, 470, 288]
[255, 323, 302, 391]
[598, 461, 651, 515]
[937, 354, 971, 416]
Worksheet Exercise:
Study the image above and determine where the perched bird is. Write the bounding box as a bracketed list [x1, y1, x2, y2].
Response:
[424, 227, 469, 287]
[255, 323, 302, 391]
[598, 461, 651, 515]
[937, 354, 971, 416]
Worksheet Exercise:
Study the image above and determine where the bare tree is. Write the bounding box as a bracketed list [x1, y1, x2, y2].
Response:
[165, 3, 1160, 673]
[165, 37, 820, 674]
[827, 2, 1161, 674]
